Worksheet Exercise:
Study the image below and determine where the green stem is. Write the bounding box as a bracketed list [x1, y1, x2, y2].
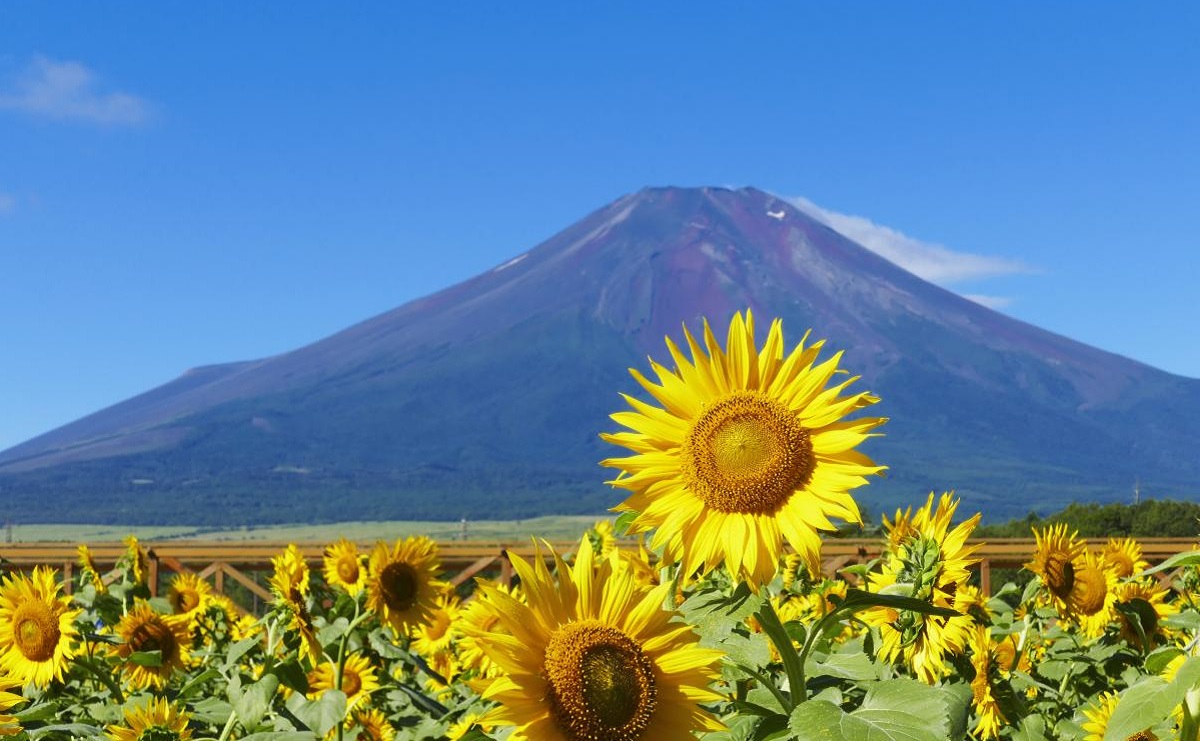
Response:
[334, 600, 366, 741]
[736, 662, 791, 713]
[216, 707, 239, 741]
[78, 657, 125, 705]
[755, 601, 806, 706]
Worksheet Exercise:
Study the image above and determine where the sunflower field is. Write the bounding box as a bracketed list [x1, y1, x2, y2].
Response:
[1, 310, 1198, 740]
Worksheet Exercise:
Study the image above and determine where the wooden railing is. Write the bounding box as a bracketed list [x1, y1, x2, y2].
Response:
[1, 537, 1193, 613]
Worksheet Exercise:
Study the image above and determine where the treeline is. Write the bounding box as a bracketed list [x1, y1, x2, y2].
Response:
[976, 498, 1200, 539]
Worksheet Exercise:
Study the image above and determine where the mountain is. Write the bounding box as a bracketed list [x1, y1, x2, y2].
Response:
[2, 186, 1198, 524]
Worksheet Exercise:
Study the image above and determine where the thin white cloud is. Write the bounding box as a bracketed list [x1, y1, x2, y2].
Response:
[0, 193, 14, 215]
[788, 196, 1031, 284]
[962, 294, 1014, 310]
[0, 55, 149, 125]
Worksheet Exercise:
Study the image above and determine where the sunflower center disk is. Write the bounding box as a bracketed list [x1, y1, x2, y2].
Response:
[177, 592, 199, 613]
[130, 621, 175, 660]
[1072, 566, 1108, 616]
[13, 603, 59, 662]
[342, 670, 363, 697]
[381, 563, 419, 611]
[1045, 555, 1075, 600]
[684, 392, 814, 515]
[338, 559, 360, 584]
[544, 620, 657, 740]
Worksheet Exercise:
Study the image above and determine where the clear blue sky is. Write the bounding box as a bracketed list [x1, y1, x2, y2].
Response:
[1, 3, 1197, 451]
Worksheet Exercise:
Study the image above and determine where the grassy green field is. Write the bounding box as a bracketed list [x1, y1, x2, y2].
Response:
[5, 515, 607, 544]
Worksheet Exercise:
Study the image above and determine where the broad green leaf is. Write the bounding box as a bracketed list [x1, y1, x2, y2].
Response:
[1141, 550, 1200, 575]
[176, 667, 222, 699]
[805, 648, 878, 682]
[1104, 656, 1200, 741]
[224, 635, 261, 669]
[788, 679, 949, 741]
[238, 734, 320, 741]
[1145, 646, 1185, 675]
[232, 674, 281, 729]
[614, 510, 638, 535]
[13, 703, 60, 722]
[288, 690, 347, 738]
[941, 683, 973, 741]
[27, 724, 103, 739]
[272, 659, 311, 695]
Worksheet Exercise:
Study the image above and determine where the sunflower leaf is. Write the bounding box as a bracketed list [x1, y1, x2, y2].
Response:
[837, 588, 959, 618]
[1140, 550, 1200, 575]
[788, 679, 949, 741]
[287, 689, 346, 738]
[127, 649, 163, 667]
[231, 674, 280, 730]
[1104, 656, 1200, 741]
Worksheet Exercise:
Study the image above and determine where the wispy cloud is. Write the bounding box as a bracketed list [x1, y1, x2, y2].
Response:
[787, 196, 1031, 284]
[0, 55, 150, 125]
[0, 193, 14, 216]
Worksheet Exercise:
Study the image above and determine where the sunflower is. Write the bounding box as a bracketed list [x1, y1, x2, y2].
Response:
[197, 595, 259, 643]
[1025, 524, 1086, 614]
[77, 545, 107, 594]
[308, 652, 380, 710]
[463, 536, 723, 740]
[123, 535, 149, 586]
[167, 573, 212, 620]
[1103, 537, 1149, 579]
[106, 696, 192, 741]
[0, 677, 25, 737]
[1068, 550, 1118, 639]
[967, 624, 1005, 740]
[366, 536, 446, 636]
[456, 580, 523, 678]
[957, 583, 992, 624]
[1115, 578, 1176, 650]
[111, 600, 192, 690]
[269, 545, 322, 665]
[345, 708, 396, 741]
[865, 492, 980, 684]
[414, 591, 460, 659]
[323, 538, 367, 596]
[602, 311, 886, 588]
[992, 632, 1030, 676]
[0, 566, 81, 687]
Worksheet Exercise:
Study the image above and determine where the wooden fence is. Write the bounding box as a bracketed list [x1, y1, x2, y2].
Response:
[1, 537, 1194, 614]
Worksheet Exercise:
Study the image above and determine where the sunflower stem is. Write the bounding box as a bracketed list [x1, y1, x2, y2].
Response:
[735, 661, 791, 713]
[77, 657, 124, 704]
[334, 600, 365, 741]
[216, 705, 240, 741]
[754, 601, 806, 707]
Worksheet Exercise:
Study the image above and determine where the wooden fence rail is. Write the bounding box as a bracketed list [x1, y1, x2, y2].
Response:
[0, 537, 1193, 614]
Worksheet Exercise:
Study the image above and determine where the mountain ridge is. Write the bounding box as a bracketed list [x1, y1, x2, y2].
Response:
[2, 186, 1196, 523]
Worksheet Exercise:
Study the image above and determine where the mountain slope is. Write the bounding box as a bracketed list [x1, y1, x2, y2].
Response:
[3, 187, 1197, 523]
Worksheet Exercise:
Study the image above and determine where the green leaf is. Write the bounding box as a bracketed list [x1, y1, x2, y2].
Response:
[272, 659, 311, 695]
[839, 588, 959, 618]
[805, 648, 879, 682]
[27, 725, 103, 739]
[1104, 656, 1200, 741]
[231, 674, 281, 729]
[788, 679, 949, 741]
[941, 682, 973, 741]
[127, 649, 163, 667]
[287, 690, 347, 738]
[224, 635, 261, 669]
[1145, 646, 1185, 675]
[176, 667, 222, 699]
[1141, 550, 1200, 575]
[238, 734, 320, 741]
[12, 703, 60, 722]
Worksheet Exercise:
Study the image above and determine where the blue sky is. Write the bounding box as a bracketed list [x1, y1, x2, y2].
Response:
[1, 3, 1197, 451]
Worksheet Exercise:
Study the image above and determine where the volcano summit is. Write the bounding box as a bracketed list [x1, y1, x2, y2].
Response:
[3, 187, 1197, 524]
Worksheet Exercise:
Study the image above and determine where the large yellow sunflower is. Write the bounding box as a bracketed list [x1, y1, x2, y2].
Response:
[366, 536, 446, 636]
[602, 311, 886, 588]
[865, 492, 980, 684]
[967, 624, 1005, 740]
[323, 538, 367, 596]
[167, 573, 212, 621]
[269, 545, 322, 666]
[308, 652, 380, 710]
[1115, 578, 1177, 651]
[463, 536, 724, 740]
[1068, 550, 1118, 640]
[106, 696, 192, 741]
[1025, 524, 1086, 615]
[0, 566, 81, 687]
[1102, 537, 1149, 579]
[413, 591, 460, 659]
[110, 600, 192, 690]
